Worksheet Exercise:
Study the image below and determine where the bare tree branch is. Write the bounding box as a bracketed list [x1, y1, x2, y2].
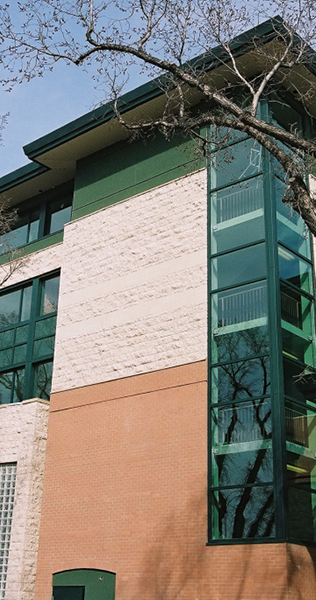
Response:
[1, 1, 316, 232]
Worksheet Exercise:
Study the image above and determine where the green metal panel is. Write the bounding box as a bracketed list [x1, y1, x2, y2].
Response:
[72, 133, 204, 219]
[53, 570, 116, 600]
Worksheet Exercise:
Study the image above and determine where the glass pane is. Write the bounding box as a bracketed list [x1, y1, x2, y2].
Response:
[34, 361, 53, 400]
[40, 275, 60, 315]
[210, 139, 263, 190]
[213, 281, 267, 329]
[278, 246, 312, 293]
[287, 451, 316, 490]
[286, 400, 316, 448]
[213, 325, 269, 365]
[33, 336, 55, 359]
[15, 325, 28, 345]
[211, 178, 264, 254]
[270, 100, 302, 134]
[211, 244, 266, 291]
[0, 348, 12, 368]
[213, 126, 247, 146]
[211, 486, 275, 539]
[277, 213, 310, 259]
[13, 344, 27, 364]
[0, 289, 21, 327]
[286, 400, 316, 491]
[0, 371, 13, 404]
[1, 215, 28, 249]
[212, 179, 264, 224]
[281, 284, 312, 333]
[0, 329, 14, 350]
[212, 448, 273, 488]
[28, 209, 40, 243]
[211, 357, 270, 404]
[35, 316, 57, 339]
[13, 368, 24, 402]
[212, 399, 272, 446]
[283, 359, 316, 405]
[48, 198, 72, 235]
[282, 329, 313, 364]
[288, 487, 316, 542]
[20, 285, 32, 322]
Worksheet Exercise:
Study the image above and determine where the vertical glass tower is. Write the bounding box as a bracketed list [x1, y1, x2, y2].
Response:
[208, 100, 316, 544]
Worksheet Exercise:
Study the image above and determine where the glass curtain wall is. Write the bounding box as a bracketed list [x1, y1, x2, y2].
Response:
[208, 103, 316, 544]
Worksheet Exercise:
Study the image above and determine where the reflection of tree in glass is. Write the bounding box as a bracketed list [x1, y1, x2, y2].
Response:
[14, 369, 24, 402]
[213, 327, 274, 538]
[0, 369, 24, 403]
[35, 362, 52, 400]
[215, 326, 269, 364]
[216, 487, 274, 539]
[0, 311, 19, 327]
[0, 371, 13, 404]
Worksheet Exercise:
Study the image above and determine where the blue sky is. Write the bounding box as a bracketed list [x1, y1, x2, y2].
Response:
[0, 60, 116, 178]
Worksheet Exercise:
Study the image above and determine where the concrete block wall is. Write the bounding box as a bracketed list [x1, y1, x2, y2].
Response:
[52, 169, 208, 393]
[0, 399, 49, 600]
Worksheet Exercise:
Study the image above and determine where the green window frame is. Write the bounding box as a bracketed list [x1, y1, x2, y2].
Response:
[0, 271, 60, 403]
[207, 98, 316, 546]
[0, 182, 73, 253]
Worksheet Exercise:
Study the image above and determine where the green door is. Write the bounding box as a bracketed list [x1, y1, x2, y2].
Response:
[53, 586, 85, 600]
[52, 569, 115, 600]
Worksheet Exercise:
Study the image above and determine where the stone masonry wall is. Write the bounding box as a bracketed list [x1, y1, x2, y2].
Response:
[0, 399, 49, 600]
[52, 169, 207, 393]
[0, 243, 61, 599]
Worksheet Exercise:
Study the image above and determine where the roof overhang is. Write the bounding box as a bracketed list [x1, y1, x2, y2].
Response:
[2, 16, 316, 206]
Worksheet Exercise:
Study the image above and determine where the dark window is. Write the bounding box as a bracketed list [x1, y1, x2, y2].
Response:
[0, 272, 59, 403]
[0, 183, 73, 252]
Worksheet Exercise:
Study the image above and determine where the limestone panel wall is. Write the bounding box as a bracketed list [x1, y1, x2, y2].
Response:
[52, 169, 207, 393]
[0, 399, 49, 600]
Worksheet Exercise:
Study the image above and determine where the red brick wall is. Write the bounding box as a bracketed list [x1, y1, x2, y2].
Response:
[34, 361, 316, 600]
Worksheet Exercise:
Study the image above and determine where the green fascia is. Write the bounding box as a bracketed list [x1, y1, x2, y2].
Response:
[0, 163, 48, 194]
[22, 17, 293, 162]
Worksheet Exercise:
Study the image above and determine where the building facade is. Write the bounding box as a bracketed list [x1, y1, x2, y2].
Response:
[1, 19, 316, 600]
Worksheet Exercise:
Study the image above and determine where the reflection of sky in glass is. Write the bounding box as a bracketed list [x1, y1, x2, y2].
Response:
[278, 246, 311, 293]
[49, 203, 72, 235]
[212, 244, 266, 290]
[0, 289, 21, 326]
[211, 140, 263, 191]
